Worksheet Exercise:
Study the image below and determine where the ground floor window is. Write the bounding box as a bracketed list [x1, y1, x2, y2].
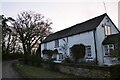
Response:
[52, 54, 57, 60]
[86, 46, 92, 58]
[58, 54, 64, 60]
[104, 44, 114, 56]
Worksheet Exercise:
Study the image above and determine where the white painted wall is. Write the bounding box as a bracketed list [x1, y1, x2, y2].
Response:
[68, 31, 96, 60]
[95, 15, 119, 65]
[41, 31, 96, 61]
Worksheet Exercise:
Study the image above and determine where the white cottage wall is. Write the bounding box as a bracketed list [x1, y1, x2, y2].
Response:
[95, 16, 119, 65]
[68, 31, 96, 60]
[41, 31, 96, 61]
[47, 41, 55, 50]
[95, 22, 105, 66]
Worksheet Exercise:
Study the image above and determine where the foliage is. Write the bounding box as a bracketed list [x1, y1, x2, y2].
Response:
[2, 15, 19, 54]
[70, 44, 86, 62]
[2, 53, 23, 61]
[43, 58, 54, 64]
[42, 49, 55, 59]
[110, 33, 120, 57]
[13, 11, 52, 55]
[15, 64, 75, 78]
[62, 57, 74, 63]
[20, 54, 43, 66]
[115, 33, 120, 57]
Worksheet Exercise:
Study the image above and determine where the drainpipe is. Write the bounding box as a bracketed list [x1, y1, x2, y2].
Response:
[93, 29, 98, 64]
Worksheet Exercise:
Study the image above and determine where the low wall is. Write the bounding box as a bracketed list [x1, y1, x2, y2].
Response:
[58, 65, 110, 78]
[41, 63, 120, 78]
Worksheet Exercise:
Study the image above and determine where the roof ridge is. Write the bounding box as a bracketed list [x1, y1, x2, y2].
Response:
[51, 13, 107, 35]
[42, 13, 106, 43]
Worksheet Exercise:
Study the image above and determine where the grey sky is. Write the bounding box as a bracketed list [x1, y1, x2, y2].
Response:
[1, 0, 119, 32]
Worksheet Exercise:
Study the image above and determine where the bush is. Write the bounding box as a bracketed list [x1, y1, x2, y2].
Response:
[70, 44, 85, 62]
[2, 53, 23, 61]
[21, 55, 43, 66]
[43, 58, 54, 64]
[42, 49, 55, 59]
[62, 57, 74, 63]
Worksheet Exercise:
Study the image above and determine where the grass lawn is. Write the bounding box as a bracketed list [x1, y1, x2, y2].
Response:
[15, 63, 77, 78]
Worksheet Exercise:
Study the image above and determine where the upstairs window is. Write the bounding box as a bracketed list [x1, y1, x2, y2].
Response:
[104, 25, 111, 36]
[55, 39, 59, 48]
[86, 46, 92, 58]
[44, 43, 47, 49]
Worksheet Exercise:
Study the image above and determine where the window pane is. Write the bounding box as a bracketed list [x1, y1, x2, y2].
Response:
[55, 40, 59, 48]
[44, 43, 47, 49]
[107, 27, 111, 35]
[104, 26, 111, 35]
[86, 46, 91, 57]
[59, 54, 63, 60]
[104, 45, 114, 56]
[105, 26, 108, 35]
[104, 45, 109, 55]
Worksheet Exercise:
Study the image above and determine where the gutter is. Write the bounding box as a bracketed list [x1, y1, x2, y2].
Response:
[93, 29, 98, 64]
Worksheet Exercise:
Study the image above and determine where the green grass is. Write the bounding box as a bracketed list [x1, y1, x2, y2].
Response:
[15, 63, 76, 78]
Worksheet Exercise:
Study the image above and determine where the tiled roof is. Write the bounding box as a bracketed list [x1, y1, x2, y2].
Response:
[42, 13, 107, 43]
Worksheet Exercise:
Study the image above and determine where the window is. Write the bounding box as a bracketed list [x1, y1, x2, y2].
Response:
[55, 39, 59, 48]
[104, 45, 109, 55]
[52, 54, 57, 60]
[104, 44, 114, 56]
[86, 46, 92, 57]
[59, 54, 64, 60]
[104, 25, 111, 36]
[44, 43, 47, 49]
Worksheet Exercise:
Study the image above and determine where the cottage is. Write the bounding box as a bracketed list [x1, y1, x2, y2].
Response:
[40, 13, 120, 66]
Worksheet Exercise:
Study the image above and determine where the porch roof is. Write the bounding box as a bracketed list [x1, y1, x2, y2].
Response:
[102, 33, 120, 45]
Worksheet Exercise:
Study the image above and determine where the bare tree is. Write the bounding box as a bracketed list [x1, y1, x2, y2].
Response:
[2, 15, 15, 54]
[13, 11, 52, 55]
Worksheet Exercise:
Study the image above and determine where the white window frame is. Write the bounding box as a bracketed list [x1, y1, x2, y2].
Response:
[104, 25, 111, 36]
[55, 39, 59, 48]
[104, 44, 114, 56]
[86, 46, 92, 58]
[58, 54, 64, 60]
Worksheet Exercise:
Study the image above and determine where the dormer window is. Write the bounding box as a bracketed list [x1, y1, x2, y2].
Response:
[104, 25, 111, 36]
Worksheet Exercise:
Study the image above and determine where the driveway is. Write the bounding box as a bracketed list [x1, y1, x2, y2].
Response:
[2, 60, 21, 79]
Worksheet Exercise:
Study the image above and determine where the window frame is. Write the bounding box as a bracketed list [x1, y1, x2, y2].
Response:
[86, 45, 92, 58]
[104, 25, 111, 36]
[55, 39, 59, 48]
[104, 44, 114, 56]
[44, 43, 47, 49]
[58, 53, 64, 60]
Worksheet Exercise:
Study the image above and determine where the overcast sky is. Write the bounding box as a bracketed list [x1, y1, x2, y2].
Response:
[1, 0, 119, 32]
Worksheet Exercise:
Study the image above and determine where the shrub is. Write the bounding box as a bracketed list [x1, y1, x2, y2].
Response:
[70, 44, 85, 63]
[42, 49, 55, 59]
[62, 57, 74, 63]
[2, 53, 23, 61]
[21, 54, 43, 66]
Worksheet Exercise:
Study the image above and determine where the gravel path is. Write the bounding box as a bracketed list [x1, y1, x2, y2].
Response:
[2, 60, 21, 79]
